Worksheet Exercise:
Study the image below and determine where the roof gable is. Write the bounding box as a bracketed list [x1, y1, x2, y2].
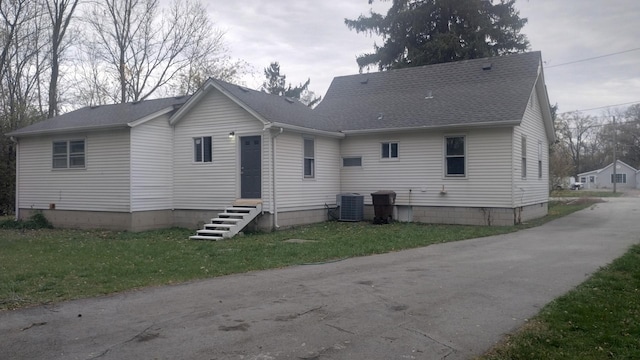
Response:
[170, 78, 341, 135]
[578, 160, 638, 176]
[315, 52, 545, 133]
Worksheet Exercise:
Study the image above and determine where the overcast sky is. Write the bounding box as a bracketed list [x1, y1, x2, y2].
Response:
[209, 0, 640, 118]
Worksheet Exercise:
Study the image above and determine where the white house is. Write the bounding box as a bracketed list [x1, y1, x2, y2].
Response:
[8, 51, 554, 234]
[577, 160, 639, 190]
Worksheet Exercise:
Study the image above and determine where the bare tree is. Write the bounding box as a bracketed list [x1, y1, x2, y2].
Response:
[556, 112, 598, 176]
[45, 0, 80, 118]
[84, 0, 229, 103]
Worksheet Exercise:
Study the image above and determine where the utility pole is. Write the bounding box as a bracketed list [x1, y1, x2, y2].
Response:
[613, 116, 617, 194]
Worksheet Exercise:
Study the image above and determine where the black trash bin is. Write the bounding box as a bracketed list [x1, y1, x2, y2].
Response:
[371, 190, 396, 224]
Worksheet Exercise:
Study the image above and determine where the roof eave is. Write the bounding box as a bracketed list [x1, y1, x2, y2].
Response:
[265, 122, 345, 138]
[340, 120, 522, 135]
[7, 123, 130, 138]
[127, 106, 175, 127]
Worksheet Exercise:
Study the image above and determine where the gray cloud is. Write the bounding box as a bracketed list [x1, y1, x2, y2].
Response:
[210, 0, 640, 116]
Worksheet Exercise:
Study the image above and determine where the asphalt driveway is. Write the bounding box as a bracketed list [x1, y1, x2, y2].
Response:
[2, 196, 639, 360]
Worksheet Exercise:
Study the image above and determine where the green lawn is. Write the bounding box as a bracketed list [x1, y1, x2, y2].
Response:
[551, 189, 624, 198]
[0, 201, 593, 311]
[479, 244, 640, 360]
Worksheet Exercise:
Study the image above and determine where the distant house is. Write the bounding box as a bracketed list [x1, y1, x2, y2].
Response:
[8, 51, 554, 233]
[578, 160, 639, 190]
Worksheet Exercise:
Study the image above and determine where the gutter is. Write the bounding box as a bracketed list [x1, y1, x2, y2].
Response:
[7, 123, 129, 138]
[265, 122, 344, 138]
[340, 120, 521, 135]
[10, 136, 19, 220]
[269, 127, 285, 229]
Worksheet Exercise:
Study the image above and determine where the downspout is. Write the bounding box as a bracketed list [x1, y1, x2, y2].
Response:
[271, 127, 284, 229]
[11, 136, 19, 220]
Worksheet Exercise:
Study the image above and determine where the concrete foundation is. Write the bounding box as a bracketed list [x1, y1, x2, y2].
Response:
[18, 202, 548, 231]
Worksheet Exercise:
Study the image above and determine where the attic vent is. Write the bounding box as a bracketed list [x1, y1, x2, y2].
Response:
[360, 78, 369, 84]
[482, 62, 492, 70]
[238, 86, 250, 93]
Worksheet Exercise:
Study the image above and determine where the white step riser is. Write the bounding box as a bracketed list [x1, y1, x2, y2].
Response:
[190, 203, 262, 241]
[190, 235, 223, 241]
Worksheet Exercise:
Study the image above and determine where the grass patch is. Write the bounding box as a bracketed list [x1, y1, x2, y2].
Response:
[479, 244, 640, 360]
[551, 190, 623, 198]
[0, 200, 596, 311]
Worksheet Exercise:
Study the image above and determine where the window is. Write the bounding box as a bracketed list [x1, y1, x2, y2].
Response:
[445, 136, 465, 177]
[581, 177, 587, 183]
[589, 176, 595, 183]
[611, 173, 626, 184]
[193, 136, 212, 163]
[342, 157, 362, 167]
[521, 136, 527, 179]
[304, 138, 314, 178]
[381, 142, 398, 159]
[52, 140, 85, 169]
[538, 141, 543, 179]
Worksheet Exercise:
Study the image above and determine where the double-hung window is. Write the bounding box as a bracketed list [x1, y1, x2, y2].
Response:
[381, 142, 398, 159]
[538, 141, 543, 179]
[52, 140, 85, 169]
[611, 173, 626, 184]
[521, 136, 527, 179]
[445, 136, 465, 177]
[193, 136, 212, 163]
[304, 137, 315, 178]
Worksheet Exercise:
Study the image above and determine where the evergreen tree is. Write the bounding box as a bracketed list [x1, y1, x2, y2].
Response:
[345, 0, 529, 70]
[262, 62, 321, 107]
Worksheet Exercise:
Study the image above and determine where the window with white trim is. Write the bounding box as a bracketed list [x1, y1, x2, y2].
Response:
[538, 140, 543, 179]
[304, 137, 315, 178]
[589, 176, 595, 183]
[611, 173, 626, 184]
[445, 136, 465, 177]
[193, 136, 212, 163]
[52, 140, 85, 169]
[381, 142, 398, 159]
[521, 136, 527, 179]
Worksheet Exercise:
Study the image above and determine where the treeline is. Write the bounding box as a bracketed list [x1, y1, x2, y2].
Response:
[551, 104, 640, 187]
[0, 0, 247, 215]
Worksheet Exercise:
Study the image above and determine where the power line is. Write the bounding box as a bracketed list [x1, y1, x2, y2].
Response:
[545, 47, 640, 69]
[558, 100, 640, 115]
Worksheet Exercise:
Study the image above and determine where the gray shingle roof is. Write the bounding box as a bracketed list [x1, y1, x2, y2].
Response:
[8, 96, 190, 136]
[8, 52, 543, 137]
[211, 80, 339, 132]
[315, 51, 542, 131]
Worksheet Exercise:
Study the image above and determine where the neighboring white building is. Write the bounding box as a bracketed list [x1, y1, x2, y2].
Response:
[8, 52, 554, 231]
[578, 160, 639, 190]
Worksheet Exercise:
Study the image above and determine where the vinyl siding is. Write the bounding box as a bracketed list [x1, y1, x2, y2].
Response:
[172, 89, 271, 210]
[340, 128, 514, 208]
[130, 115, 173, 211]
[513, 84, 550, 206]
[17, 129, 131, 212]
[585, 162, 637, 190]
[275, 132, 341, 211]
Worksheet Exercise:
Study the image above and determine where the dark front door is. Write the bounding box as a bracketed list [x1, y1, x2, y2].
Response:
[240, 136, 261, 198]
